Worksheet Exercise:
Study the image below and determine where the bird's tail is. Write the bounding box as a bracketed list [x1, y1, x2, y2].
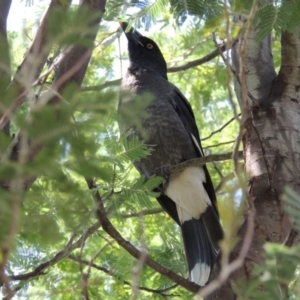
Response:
[180, 206, 222, 286]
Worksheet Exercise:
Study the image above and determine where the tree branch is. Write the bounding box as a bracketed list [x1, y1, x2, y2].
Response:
[68, 255, 178, 297]
[215, 172, 235, 193]
[132, 215, 147, 300]
[166, 151, 243, 175]
[201, 115, 240, 141]
[203, 140, 236, 149]
[7, 223, 100, 282]
[122, 207, 163, 218]
[85, 178, 201, 293]
[81, 240, 114, 300]
[0, 0, 71, 132]
[80, 78, 121, 92]
[168, 42, 229, 73]
[78, 41, 234, 94]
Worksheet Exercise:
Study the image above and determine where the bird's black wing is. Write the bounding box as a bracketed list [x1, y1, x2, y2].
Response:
[171, 86, 218, 213]
[156, 83, 219, 221]
[156, 84, 223, 285]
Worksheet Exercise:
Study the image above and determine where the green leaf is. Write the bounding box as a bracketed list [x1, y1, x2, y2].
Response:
[282, 187, 300, 232]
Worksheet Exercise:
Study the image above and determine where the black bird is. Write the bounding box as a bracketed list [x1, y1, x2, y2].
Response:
[119, 22, 223, 286]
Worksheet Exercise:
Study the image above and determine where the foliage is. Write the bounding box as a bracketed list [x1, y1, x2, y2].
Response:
[126, 0, 300, 42]
[283, 187, 300, 233]
[241, 243, 300, 299]
[0, 0, 299, 299]
[253, 0, 300, 41]
[125, 0, 223, 27]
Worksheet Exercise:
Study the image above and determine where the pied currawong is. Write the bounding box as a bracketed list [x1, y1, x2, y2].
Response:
[118, 22, 223, 286]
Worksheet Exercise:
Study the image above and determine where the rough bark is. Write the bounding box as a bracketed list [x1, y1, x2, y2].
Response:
[0, 0, 71, 134]
[207, 12, 300, 300]
[0, 0, 107, 191]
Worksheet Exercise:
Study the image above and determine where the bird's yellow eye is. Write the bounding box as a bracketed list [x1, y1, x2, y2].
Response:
[147, 43, 153, 49]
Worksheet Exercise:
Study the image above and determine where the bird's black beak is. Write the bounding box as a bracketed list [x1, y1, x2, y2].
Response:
[119, 22, 144, 47]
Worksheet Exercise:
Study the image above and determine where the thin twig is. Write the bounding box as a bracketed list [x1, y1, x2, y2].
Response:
[212, 32, 240, 124]
[78, 41, 233, 94]
[201, 115, 240, 141]
[80, 78, 122, 92]
[122, 207, 163, 219]
[212, 161, 224, 179]
[215, 172, 235, 193]
[80, 240, 114, 300]
[86, 241, 115, 283]
[68, 255, 178, 297]
[203, 140, 236, 149]
[168, 42, 231, 73]
[165, 151, 243, 175]
[132, 214, 147, 300]
[8, 223, 100, 282]
[78, 42, 233, 94]
[79, 224, 93, 300]
[212, 34, 258, 109]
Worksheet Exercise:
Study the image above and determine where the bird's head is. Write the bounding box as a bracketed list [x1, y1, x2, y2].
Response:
[120, 22, 167, 79]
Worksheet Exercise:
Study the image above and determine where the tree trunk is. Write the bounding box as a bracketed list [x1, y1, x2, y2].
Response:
[207, 13, 300, 300]
[0, 1, 107, 295]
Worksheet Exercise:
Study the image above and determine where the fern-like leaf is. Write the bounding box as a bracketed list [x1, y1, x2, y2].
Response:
[255, 1, 300, 41]
[117, 135, 153, 163]
[129, 0, 223, 27]
[121, 176, 162, 210]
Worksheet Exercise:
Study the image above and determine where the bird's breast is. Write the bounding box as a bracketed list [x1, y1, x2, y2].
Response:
[120, 74, 197, 177]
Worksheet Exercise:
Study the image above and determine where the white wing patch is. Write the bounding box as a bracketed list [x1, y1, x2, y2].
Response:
[165, 166, 211, 222]
[190, 133, 205, 158]
[175, 205, 193, 223]
[191, 262, 210, 286]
